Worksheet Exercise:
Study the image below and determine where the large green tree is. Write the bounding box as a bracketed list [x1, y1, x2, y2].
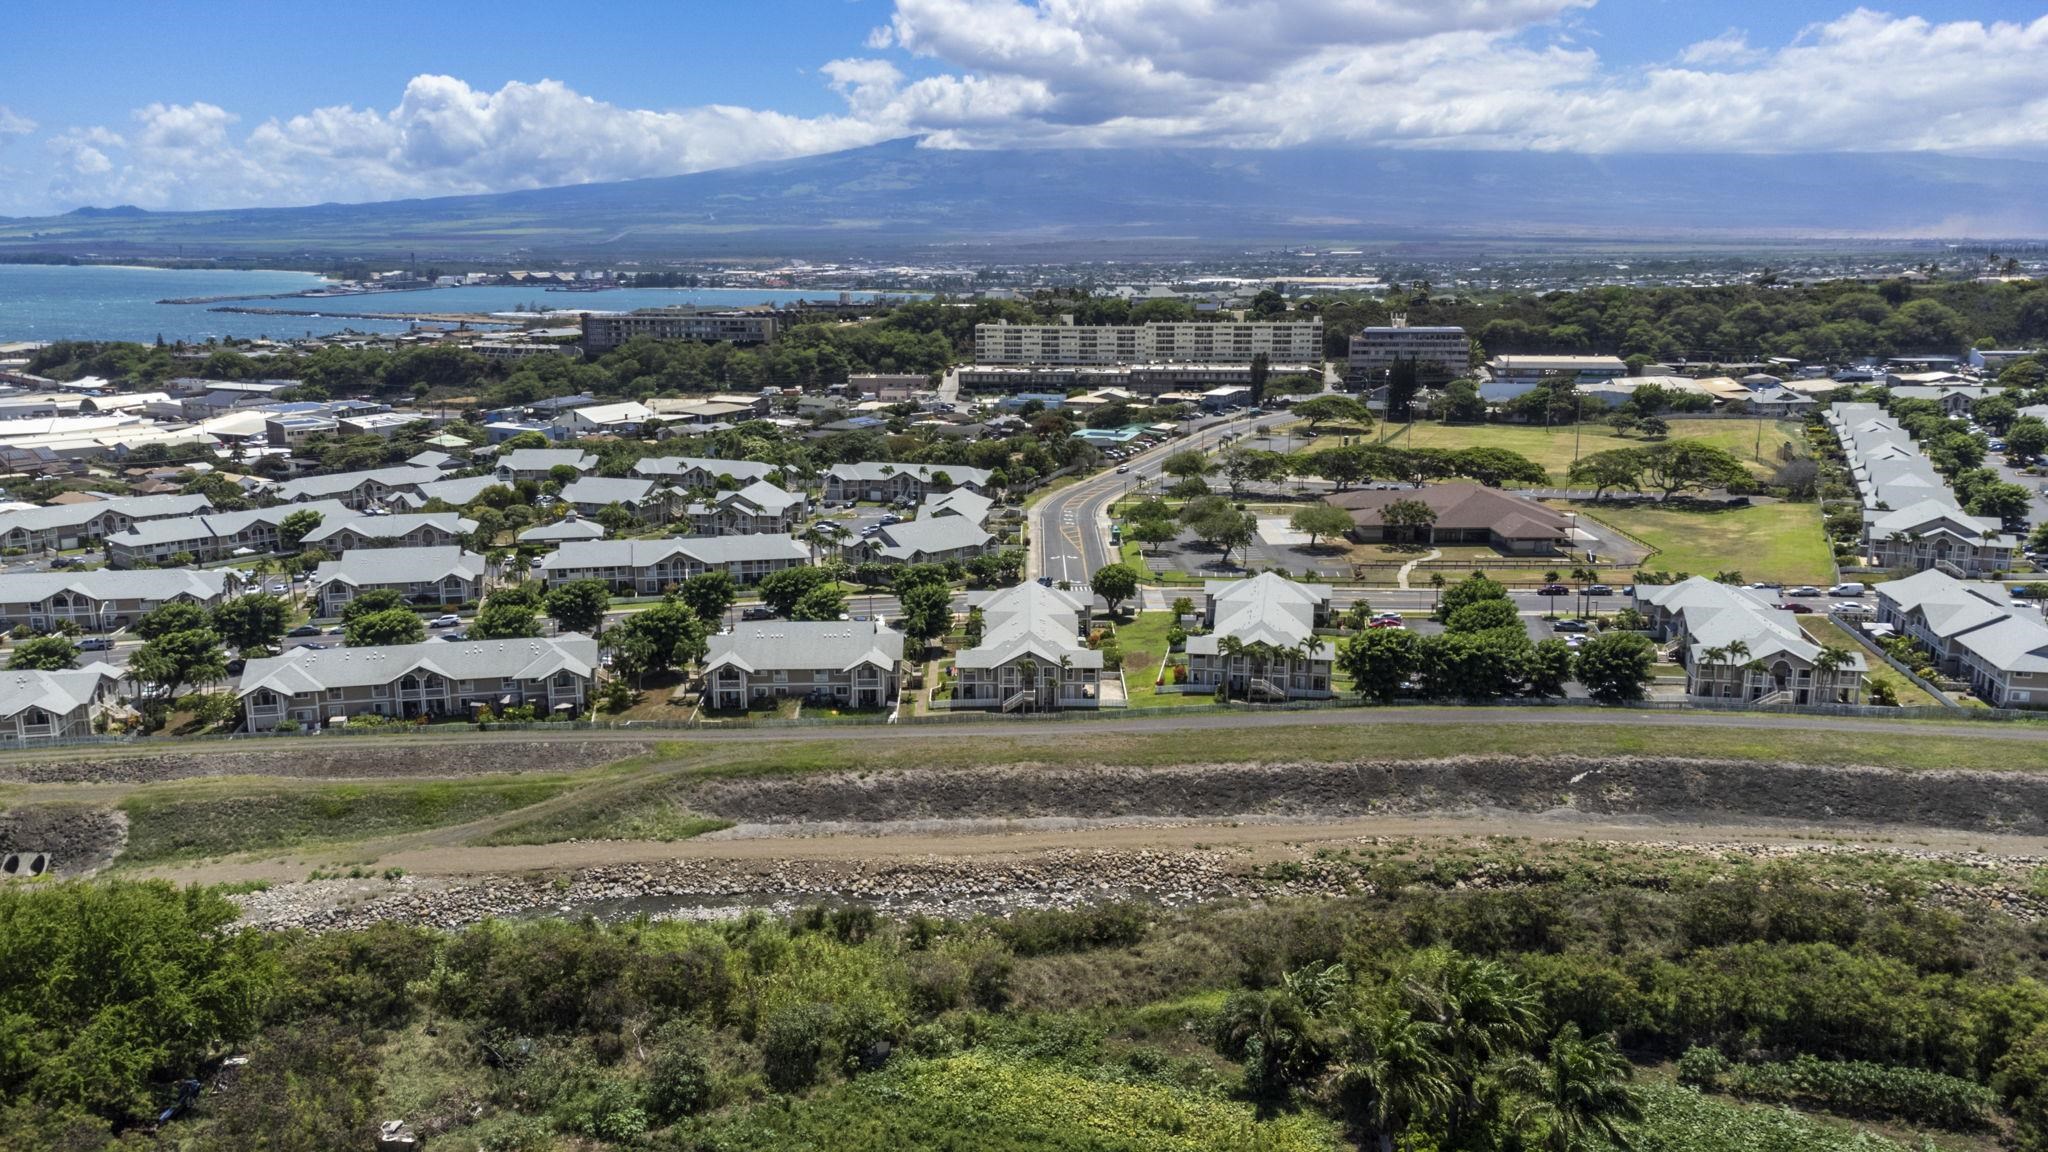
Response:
[212, 593, 289, 655]
[544, 579, 612, 635]
[343, 607, 425, 648]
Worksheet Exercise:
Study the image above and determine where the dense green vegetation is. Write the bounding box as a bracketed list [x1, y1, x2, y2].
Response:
[8, 838, 2048, 1151]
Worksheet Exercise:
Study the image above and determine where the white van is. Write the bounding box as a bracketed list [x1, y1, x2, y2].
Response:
[1827, 582, 1868, 598]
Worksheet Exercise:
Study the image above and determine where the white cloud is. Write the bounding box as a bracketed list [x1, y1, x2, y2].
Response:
[13, 4, 2048, 214]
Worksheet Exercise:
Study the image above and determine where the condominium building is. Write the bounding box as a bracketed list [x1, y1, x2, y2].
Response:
[950, 583, 1121, 710]
[238, 634, 597, 729]
[0, 569, 242, 633]
[538, 536, 808, 593]
[1185, 573, 1335, 700]
[973, 319, 1322, 366]
[104, 499, 355, 567]
[1347, 315, 1469, 382]
[0, 493, 214, 553]
[312, 547, 488, 616]
[581, 310, 780, 353]
[703, 620, 905, 711]
[1634, 577, 1867, 706]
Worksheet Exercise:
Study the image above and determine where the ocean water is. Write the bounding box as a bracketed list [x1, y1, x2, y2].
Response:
[0, 263, 906, 344]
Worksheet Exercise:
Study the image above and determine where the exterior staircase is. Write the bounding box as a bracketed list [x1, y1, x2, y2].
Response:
[1001, 689, 1032, 713]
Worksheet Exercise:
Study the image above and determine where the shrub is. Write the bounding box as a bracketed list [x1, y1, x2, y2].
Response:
[992, 904, 1148, 957]
[1677, 1045, 1731, 1089]
[1720, 1055, 1995, 1129]
[643, 1026, 714, 1121]
[762, 1002, 836, 1091]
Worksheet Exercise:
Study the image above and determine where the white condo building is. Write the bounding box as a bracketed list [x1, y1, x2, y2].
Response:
[973, 319, 1322, 366]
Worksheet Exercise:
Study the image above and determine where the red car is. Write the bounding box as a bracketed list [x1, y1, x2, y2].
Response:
[1775, 602, 1814, 614]
[1368, 616, 1406, 629]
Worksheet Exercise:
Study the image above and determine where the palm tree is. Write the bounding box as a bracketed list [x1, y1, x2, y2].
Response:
[1698, 645, 1727, 694]
[1542, 569, 1563, 618]
[1404, 951, 1542, 1144]
[1333, 1003, 1455, 1152]
[1216, 635, 1247, 699]
[1429, 573, 1446, 608]
[1813, 644, 1856, 702]
[1512, 1024, 1642, 1152]
[1215, 988, 1328, 1107]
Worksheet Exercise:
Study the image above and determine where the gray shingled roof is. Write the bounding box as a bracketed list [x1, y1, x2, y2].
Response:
[0, 663, 121, 721]
[497, 448, 596, 473]
[540, 535, 807, 571]
[312, 546, 486, 588]
[275, 465, 441, 502]
[1187, 573, 1330, 655]
[560, 476, 664, 507]
[107, 499, 354, 548]
[955, 583, 1100, 670]
[633, 456, 778, 485]
[868, 516, 992, 561]
[0, 568, 237, 603]
[0, 493, 213, 535]
[705, 620, 903, 675]
[303, 512, 477, 545]
[518, 518, 606, 543]
[238, 634, 597, 696]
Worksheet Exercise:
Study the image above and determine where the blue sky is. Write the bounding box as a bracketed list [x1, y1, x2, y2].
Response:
[4, 1, 2048, 214]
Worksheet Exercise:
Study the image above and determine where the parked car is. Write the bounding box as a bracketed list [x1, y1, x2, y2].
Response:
[287, 624, 322, 637]
[1776, 602, 1815, 614]
[440, 631, 469, 642]
[1585, 584, 1614, 597]
[1828, 582, 1869, 597]
[741, 606, 775, 621]
[1785, 586, 1823, 597]
[1115, 465, 1130, 474]
[76, 637, 113, 651]
[429, 613, 462, 628]
[225, 658, 246, 675]
[1833, 601, 1875, 619]
[325, 625, 345, 635]
[299, 642, 330, 651]
[1551, 619, 1592, 633]
[1368, 616, 1406, 630]
[49, 556, 77, 569]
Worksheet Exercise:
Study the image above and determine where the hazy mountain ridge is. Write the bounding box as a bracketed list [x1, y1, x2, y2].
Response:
[2, 138, 2043, 259]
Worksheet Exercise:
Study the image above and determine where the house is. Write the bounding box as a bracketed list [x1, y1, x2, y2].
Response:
[685, 480, 807, 536]
[1865, 500, 2018, 577]
[312, 547, 488, 616]
[822, 462, 993, 504]
[951, 583, 1119, 710]
[301, 512, 477, 552]
[238, 634, 597, 730]
[1874, 569, 2048, 707]
[104, 499, 355, 567]
[0, 569, 241, 633]
[495, 448, 597, 482]
[539, 536, 809, 593]
[921, 488, 996, 526]
[1634, 577, 1866, 705]
[273, 465, 442, 510]
[1743, 386, 1817, 415]
[0, 663, 125, 743]
[856, 516, 995, 565]
[517, 516, 607, 545]
[1886, 383, 1993, 414]
[556, 400, 654, 436]
[631, 456, 782, 491]
[1185, 573, 1335, 700]
[703, 620, 905, 710]
[406, 450, 459, 470]
[1328, 483, 1572, 555]
[558, 476, 679, 524]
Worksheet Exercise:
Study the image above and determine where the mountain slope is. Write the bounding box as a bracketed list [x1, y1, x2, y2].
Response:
[2, 138, 2043, 260]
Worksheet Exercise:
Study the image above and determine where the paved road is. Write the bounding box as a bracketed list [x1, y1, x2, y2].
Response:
[1030, 409, 1297, 587]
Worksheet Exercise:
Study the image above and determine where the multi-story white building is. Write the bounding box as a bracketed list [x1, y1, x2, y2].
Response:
[973, 319, 1322, 366]
[581, 310, 780, 352]
[539, 536, 808, 593]
[1347, 315, 1469, 382]
[238, 634, 597, 729]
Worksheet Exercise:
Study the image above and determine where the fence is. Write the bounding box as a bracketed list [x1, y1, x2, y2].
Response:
[1826, 608, 1962, 711]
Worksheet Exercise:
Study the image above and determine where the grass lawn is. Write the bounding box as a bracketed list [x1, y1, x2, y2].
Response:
[662, 712, 2048, 780]
[473, 775, 732, 846]
[1108, 611, 1210, 708]
[1803, 618, 1944, 709]
[1295, 417, 1799, 484]
[116, 776, 578, 864]
[1569, 500, 1835, 585]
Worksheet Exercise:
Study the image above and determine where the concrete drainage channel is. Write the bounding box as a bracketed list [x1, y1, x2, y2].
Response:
[1, 852, 50, 878]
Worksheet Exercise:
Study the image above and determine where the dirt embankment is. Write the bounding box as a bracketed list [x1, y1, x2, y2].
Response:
[0, 804, 127, 876]
[0, 740, 658, 785]
[688, 755, 2048, 835]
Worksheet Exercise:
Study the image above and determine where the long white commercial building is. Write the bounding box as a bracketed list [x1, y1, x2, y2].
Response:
[973, 319, 1322, 366]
